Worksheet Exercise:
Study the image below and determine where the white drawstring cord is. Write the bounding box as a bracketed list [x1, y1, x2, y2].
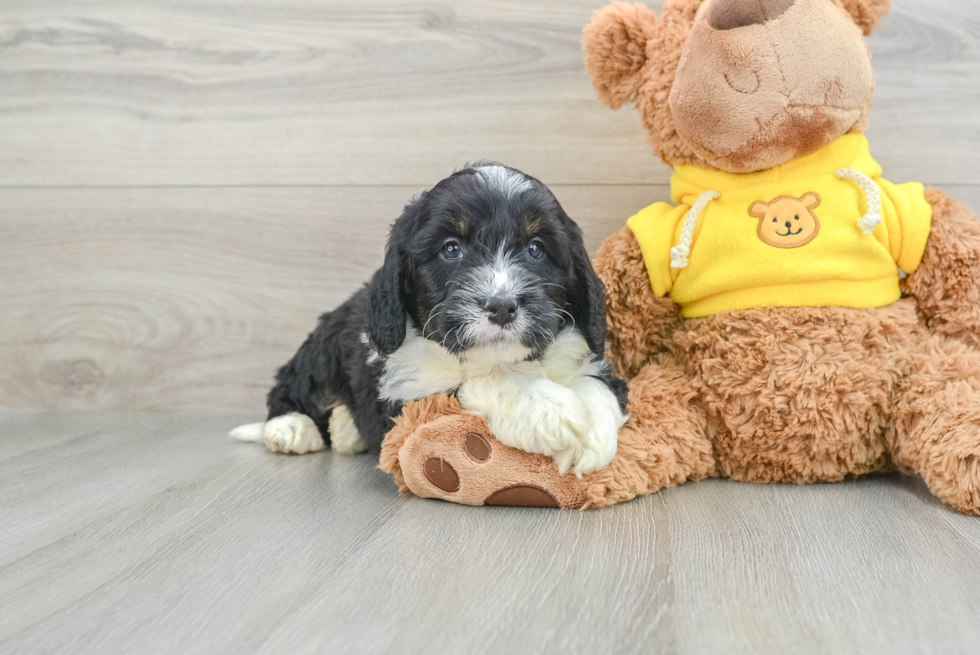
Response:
[671, 190, 720, 269]
[835, 168, 882, 235]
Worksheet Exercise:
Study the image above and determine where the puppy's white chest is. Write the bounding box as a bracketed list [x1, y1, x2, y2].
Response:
[376, 326, 593, 403]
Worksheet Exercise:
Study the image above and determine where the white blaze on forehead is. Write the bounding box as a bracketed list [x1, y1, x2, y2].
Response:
[476, 165, 532, 198]
[488, 247, 522, 296]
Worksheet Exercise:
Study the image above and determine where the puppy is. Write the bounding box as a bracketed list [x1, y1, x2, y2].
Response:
[231, 164, 628, 474]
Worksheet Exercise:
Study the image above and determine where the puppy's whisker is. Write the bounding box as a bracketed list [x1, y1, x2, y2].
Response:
[441, 323, 464, 350]
[555, 307, 576, 328]
[422, 301, 447, 338]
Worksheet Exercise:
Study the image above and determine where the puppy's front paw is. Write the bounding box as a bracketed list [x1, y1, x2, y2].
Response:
[263, 413, 325, 454]
[550, 431, 610, 477]
[562, 379, 627, 476]
[490, 380, 606, 477]
[524, 379, 624, 476]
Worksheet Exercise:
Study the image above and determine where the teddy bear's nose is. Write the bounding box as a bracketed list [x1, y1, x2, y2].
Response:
[707, 0, 795, 30]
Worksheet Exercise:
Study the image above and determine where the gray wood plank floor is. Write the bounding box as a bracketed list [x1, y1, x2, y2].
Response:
[2, 411, 980, 655]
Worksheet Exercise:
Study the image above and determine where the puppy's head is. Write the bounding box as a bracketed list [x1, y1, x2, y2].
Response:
[368, 164, 607, 361]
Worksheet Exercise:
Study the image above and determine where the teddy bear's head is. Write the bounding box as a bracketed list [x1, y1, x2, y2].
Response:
[584, 0, 892, 173]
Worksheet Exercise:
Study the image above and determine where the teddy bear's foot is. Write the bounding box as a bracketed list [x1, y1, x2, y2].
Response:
[894, 405, 980, 516]
[379, 396, 586, 508]
[891, 334, 980, 515]
[927, 423, 980, 516]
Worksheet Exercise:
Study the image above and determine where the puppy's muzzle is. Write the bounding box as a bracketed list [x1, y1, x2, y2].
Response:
[483, 296, 519, 327]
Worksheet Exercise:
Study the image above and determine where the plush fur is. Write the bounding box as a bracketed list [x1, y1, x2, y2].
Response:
[381, 0, 980, 515]
[232, 164, 627, 475]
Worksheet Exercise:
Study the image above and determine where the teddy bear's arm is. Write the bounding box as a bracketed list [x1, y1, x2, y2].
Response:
[903, 189, 980, 346]
[593, 226, 681, 380]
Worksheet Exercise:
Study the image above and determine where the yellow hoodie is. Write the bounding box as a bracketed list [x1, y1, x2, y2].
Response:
[626, 134, 933, 318]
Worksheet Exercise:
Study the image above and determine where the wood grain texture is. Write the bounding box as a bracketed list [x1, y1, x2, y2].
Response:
[0, 0, 977, 186]
[0, 0, 978, 413]
[1, 410, 980, 655]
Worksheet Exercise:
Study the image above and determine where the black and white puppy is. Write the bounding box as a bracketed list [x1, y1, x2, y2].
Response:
[231, 164, 628, 475]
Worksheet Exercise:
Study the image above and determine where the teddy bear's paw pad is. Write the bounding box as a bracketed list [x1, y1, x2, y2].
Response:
[464, 432, 492, 463]
[484, 485, 560, 508]
[423, 458, 460, 493]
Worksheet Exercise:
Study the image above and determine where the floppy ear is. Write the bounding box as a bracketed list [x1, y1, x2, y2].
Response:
[835, 0, 892, 36]
[583, 2, 658, 110]
[367, 198, 424, 356]
[749, 201, 770, 218]
[567, 222, 609, 358]
[801, 192, 821, 209]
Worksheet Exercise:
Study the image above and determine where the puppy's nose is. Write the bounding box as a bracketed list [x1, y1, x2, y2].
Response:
[785, 221, 793, 229]
[483, 296, 518, 327]
[707, 0, 795, 30]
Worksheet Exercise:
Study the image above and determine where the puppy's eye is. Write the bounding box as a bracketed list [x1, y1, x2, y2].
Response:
[442, 240, 463, 260]
[794, 215, 800, 221]
[527, 240, 544, 260]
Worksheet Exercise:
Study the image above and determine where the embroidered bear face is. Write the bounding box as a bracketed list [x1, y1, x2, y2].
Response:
[750, 193, 821, 249]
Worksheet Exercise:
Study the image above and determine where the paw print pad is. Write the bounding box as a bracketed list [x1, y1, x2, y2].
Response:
[485, 485, 560, 508]
[464, 432, 491, 463]
[422, 458, 460, 492]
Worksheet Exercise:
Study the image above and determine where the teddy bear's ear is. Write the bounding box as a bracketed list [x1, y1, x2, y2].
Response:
[583, 2, 658, 110]
[749, 201, 770, 218]
[801, 193, 822, 209]
[835, 0, 893, 36]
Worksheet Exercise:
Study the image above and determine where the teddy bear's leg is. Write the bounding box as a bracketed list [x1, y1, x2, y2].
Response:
[888, 334, 980, 515]
[379, 356, 714, 509]
[579, 354, 715, 508]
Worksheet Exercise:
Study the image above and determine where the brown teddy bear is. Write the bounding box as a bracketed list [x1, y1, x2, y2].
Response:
[380, 0, 980, 515]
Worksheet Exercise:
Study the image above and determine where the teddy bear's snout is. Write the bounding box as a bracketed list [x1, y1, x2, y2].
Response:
[707, 0, 795, 31]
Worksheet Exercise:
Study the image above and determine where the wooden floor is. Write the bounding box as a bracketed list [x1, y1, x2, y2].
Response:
[2, 0, 980, 652]
[3, 411, 980, 654]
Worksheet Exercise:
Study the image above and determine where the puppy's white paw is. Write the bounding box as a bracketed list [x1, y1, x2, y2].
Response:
[472, 378, 600, 476]
[526, 381, 594, 467]
[506, 379, 624, 476]
[329, 405, 368, 455]
[549, 421, 608, 478]
[263, 413, 325, 454]
[562, 378, 628, 476]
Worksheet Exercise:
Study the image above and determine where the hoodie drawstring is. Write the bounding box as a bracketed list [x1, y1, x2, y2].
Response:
[671, 190, 720, 269]
[835, 168, 882, 235]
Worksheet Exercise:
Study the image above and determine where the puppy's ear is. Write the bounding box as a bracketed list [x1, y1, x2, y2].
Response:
[567, 222, 609, 358]
[368, 197, 424, 355]
[583, 2, 658, 110]
[836, 0, 892, 36]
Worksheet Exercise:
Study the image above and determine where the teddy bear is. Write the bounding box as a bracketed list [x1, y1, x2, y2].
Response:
[379, 0, 980, 515]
